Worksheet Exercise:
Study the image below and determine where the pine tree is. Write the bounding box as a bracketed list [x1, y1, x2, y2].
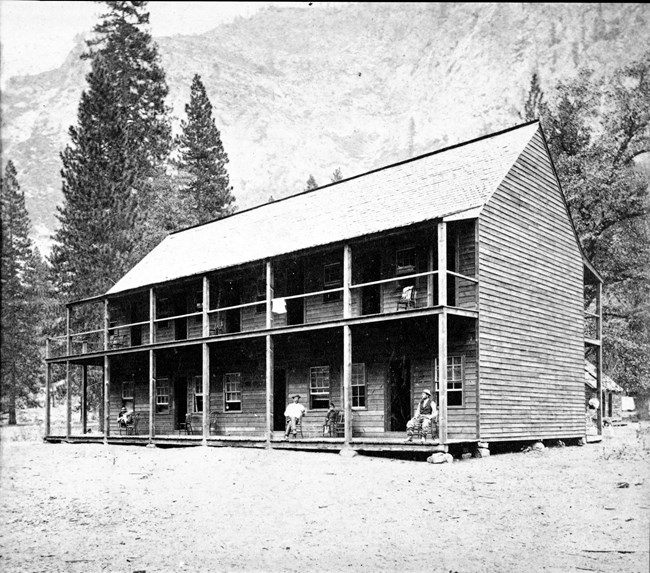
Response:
[51, 1, 172, 302]
[331, 168, 343, 183]
[1, 162, 45, 424]
[305, 175, 318, 191]
[176, 74, 235, 225]
[522, 73, 548, 122]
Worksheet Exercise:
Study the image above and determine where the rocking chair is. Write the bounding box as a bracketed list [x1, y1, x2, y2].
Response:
[396, 286, 416, 310]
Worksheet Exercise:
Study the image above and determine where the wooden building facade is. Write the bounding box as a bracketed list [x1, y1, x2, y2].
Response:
[45, 121, 604, 453]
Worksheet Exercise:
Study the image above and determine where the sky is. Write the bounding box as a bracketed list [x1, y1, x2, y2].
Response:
[0, 1, 299, 84]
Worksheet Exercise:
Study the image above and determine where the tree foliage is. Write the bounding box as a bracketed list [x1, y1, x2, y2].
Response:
[50, 1, 172, 302]
[1, 162, 49, 423]
[305, 174, 318, 191]
[528, 52, 650, 396]
[331, 168, 343, 183]
[175, 74, 235, 225]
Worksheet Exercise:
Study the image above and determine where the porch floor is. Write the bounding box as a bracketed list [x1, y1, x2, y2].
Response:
[44, 433, 456, 453]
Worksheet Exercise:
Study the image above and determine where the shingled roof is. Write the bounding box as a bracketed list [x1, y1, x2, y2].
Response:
[108, 121, 541, 295]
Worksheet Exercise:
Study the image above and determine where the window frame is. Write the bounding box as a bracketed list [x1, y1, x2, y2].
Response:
[155, 377, 169, 413]
[351, 363, 367, 409]
[121, 380, 135, 401]
[191, 375, 204, 414]
[396, 247, 417, 276]
[224, 372, 242, 412]
[434, 355, 464, 407]
[309, 366, 331, 410]
[323, 262, 342, 303]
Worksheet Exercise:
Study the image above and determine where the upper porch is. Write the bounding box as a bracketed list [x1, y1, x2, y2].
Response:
[48, 220, 479, 361]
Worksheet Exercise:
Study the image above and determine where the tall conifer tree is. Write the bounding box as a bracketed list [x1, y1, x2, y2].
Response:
[1, 162, 45, 424]
[51, 1, 171, 301]
[176, 74, 235, 224]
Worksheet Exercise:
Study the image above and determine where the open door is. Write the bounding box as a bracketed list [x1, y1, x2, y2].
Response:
[273, 369, 287, 431]
[175, 376, 187, 431]
[387, 356, 411, 431]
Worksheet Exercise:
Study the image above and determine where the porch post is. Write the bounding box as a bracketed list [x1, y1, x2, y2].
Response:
[596, 280, 603, 435]
[266, 260, 274, 446]
[149, 349, 155, 443]
[81, 363, 88, 434]
[65, 306, 72, 437]
[65, 361, 71, 439]
[343, 245, 352, 445]
[103, 299, 109, 351]
[428, 242, 435, 307]
[202, 276, 210, 445]
[149, 288, 155, 441]
[202, 343, 210, 445]
[438, 221, 448, 443]
[104, 355, 111, 441]
[44, 339, 51, 438]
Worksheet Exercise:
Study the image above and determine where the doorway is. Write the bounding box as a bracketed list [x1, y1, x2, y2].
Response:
[285, 261, 304, 325]
[273, 369, 287, 431]
[388, 356, 411, 431]
[175, 376, 187, 431]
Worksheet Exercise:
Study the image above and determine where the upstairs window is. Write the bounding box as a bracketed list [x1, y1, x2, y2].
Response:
[310, 366, 331, 409]
[396, 247, 416, 275]
[323, 262, 342, 303]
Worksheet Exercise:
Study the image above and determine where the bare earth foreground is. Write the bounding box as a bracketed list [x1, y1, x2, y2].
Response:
[1, 422, 648, 573]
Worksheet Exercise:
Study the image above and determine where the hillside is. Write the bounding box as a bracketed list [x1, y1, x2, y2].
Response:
[2, 2, 649, 253]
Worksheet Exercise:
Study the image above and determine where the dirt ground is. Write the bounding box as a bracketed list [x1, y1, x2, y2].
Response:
[1, 418, 648, 573]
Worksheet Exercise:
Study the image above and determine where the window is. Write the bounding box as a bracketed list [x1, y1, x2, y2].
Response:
[224, 373, 242, 412]
[122, 381, 134, 401]
[156, 378, 169, 413]
[310, 366, 330, 409]
[352, 363, 366, 409]
[434, 356, 463, 406]
[323, 262, 342, 302]
[396, 247, 416, 275]
[192, 375, 204, 413]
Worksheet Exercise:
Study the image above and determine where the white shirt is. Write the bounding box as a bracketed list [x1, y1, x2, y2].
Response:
[284, 402, 306, 419]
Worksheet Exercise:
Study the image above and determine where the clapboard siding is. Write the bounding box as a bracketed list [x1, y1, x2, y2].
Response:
[478, 128, 585, 441]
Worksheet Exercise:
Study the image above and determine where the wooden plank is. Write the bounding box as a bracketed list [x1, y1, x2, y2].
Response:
[478, 130, 585, 441]
[65, 361, 71, 439]
[104, 355, 110, 439]
[343, 325, 352, 445]
[266, 334, 273, 445]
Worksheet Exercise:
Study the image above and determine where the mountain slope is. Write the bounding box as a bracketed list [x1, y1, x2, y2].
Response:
[2, 3, 648, 252]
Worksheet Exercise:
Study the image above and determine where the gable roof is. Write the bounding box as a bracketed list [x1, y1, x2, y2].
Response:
[108, 121, 541, 295]
[585, 362, 624, 393]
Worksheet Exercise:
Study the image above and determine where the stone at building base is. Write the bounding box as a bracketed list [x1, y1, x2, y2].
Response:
[532, 441, 545, 451]
[339, 448, 358, 458]
[427, 452, 453, 464]
[474, 447, 490, 458]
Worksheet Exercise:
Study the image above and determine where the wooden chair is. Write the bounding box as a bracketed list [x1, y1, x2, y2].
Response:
[179, 413, 195, 435]
[396, 286, 416, 310]
[410, 414, 438, 441]
[119, 412, 140, 435]
[323, 411, 345, 437]
[209, 411, 219, 435]
[285, 416, 304, 438]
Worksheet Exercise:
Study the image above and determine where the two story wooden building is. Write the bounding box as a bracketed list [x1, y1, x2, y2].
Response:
[45, 120, 604, 453]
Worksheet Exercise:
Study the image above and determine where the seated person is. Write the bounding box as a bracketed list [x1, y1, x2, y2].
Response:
[405, 389, 437, 443]
[284, 394, 306, 439]
[117, 405, 133, 427]
[322, 402, 339, 436]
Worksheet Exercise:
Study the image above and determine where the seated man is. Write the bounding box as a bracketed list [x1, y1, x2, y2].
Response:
[284, 394, 306, 439]
[405, 389, 437, 443]
[322, 402, 338, 436]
